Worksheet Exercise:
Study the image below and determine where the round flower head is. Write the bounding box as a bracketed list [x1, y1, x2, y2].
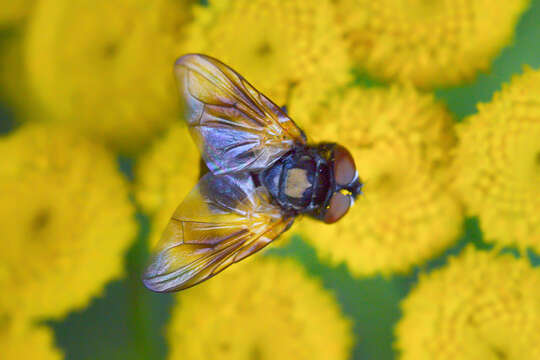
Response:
[24, 0, 194, 153]
[0, 124, 136, 319]
[396, 246, 540, 359]
[334, 0, 530, 88]
[2, 315, 62, 360]
[167, 257, 353, 360]
[135, 124, 199, 247]
[453, 67, 540, 252]
[294, 86, 462, 276]
[181, 0, 351, 107]
[0, 0, 34, 27]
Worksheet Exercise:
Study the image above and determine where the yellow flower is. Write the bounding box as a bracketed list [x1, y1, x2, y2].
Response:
[0, 0, 34, 27]
[334, 0, 530, 88]
[182, 0, 351, 107]
[135, 124, 199, 247]
[2, 315, 63, 359]
[294, 86, 462, 276]
[167, 257, 353, 360]
[453, 67, 540, 252]
[396, 246, 540, 360]
[0, 124, 136, 319]
[24, 0, 194, 153]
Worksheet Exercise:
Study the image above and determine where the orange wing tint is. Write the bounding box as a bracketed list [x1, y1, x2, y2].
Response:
[143, 172, 293, 292]
[175, 54, 306, 175]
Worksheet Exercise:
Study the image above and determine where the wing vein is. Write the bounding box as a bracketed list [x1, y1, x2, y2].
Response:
[176, 54, 305, 175]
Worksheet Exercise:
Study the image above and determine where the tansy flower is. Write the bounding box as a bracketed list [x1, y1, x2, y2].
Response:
[135, 124, 199, 247]
[0, 124, 136, 319]
[396, 246, 540, 360]
[167, 257, 353, 360]
[181, 0, 351, 108]
[0, 0, 34, 27]
[452, 67, 540, 252]
[294, 85, 462, 276]
[2, 315, 63, 359]
[24, 0, 195, 153]
[333, 0, 530, 88]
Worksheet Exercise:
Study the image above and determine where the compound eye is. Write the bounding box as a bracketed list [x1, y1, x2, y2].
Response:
[323, 192, 351, 224]
[334, 145, 356, 186]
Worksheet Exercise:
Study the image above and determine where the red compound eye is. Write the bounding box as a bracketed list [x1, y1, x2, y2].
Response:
[334, 145, 356, 186]
[323, 192, 351, 224]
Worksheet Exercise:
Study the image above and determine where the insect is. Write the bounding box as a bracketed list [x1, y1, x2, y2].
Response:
[143, 54, 363, 292]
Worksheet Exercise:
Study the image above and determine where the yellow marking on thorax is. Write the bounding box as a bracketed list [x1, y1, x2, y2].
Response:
[285, 168, 311, 198]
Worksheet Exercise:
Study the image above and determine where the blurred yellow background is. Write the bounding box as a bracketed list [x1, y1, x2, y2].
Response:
[1, 0, 539, 359]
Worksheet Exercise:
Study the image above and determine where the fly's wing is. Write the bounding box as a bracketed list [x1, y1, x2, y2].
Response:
[175, 53, 307, 175]
[143, 172, 293, 292]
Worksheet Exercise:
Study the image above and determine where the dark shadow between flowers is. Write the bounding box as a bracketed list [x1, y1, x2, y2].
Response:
[117, 155, 136, 182]
[0, 102, 17, 135]
[48, 210, 173, 360]
[349, 2, 540, 122]
[266, 216, 540, 360]
[435, 0, 540, 120]
[267, 235, 402, 360]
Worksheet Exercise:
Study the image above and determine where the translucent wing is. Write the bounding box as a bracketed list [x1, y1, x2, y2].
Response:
[175, 53, 307, 175]
[143, 172, 293, 292]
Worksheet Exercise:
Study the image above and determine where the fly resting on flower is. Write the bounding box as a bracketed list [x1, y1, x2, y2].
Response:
[143, 54, 363, 292]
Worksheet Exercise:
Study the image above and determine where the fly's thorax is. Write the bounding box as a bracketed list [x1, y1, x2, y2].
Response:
[284, 168, 311, 199]
[260, 147, 333, 215]
[259, 142, 362, 223]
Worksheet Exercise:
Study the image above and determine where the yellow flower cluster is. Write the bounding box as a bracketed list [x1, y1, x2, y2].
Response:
[0, 124, 136, 319]
[181, 0, 351, 108]
[2, 315, 63, 360]
[396, 247, 540, 359]
[294, 85, 462, 276]
[453, 67, 540, 252]
[0, 0, 535, 357]
[167, 257, 353, 360]
[135, 124, 199, 247]
[334, 0, 530, 88]
[24, 0, 194, 153]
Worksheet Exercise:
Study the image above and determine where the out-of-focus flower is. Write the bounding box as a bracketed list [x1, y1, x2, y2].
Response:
[0, 0, 34, 27]
[453, 67, 540, 252]
[135, 124, 199, 247]
[294, 85, 462, 276]
[181, 0, 351, 108]
[333, 0, 530, 88]
[2, 315, 63, 359]
[24, 0, 195, 154]
[0, 124, 136, 319]
[167, 257, 353, 360]
[396, 246, 540, 359]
